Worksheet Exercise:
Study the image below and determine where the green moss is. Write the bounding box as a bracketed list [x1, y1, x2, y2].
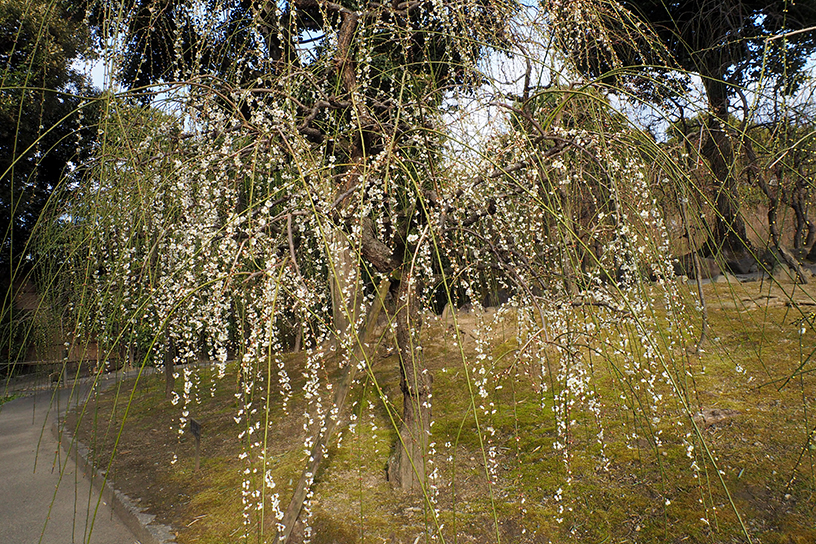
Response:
[0, 391, 21, 407]
[69, 285, 816, 543]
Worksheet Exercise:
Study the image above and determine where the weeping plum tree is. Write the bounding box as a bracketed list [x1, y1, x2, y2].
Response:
[26, 0, 816, 542]
[73, 0, 516, 514]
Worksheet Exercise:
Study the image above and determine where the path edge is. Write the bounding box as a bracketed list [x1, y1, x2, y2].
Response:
[51, 418, 177, 544]
[50, 369, 176, 544]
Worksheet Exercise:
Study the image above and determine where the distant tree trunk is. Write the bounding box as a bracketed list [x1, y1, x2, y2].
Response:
[387, 272, 432, 490]
[164, 337, 175, 400]
[791, 185, 807, 250]
[761, 182, 808, 283]
[804, 167, 816, 248]
[556, 186, 578, 296]
[788, 166, 815, 250]
[701, 78, 749, 257]
[744, 139, 809, 283]
[292, 323, 302, 352]
[804, 169, 816, 259]
[807, 236, 816, 262]
[680, 186, 708, 352]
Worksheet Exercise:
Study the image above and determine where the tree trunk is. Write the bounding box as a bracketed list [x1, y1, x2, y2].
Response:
[329, 230, 364, 347]
[556, 186, 578, 296]
[701, 77, 749, 257]
[802, 166, 816, 248]
[680, 186, 708, 352]
[276, 279, 390, 543]
[760, 182, 809, 283]
[387, 273, 432, 491]
[745, 141, 809, 284]
[164, 337, 175, 400]
[789, 169, 815, 249]
[791, 186, 806, 250]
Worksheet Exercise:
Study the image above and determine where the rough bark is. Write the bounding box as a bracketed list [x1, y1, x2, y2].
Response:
[700, 78, 750, 257]
[276, 279, 390, 543]
[324, 4, 373, 348]
[387, 272, 432, 491]
[556, 186, 578, 296]
[360, 217, 401, 272]
[788, 169, 815, 250]
[329, 230, 363, 343]
[804, 168, 816, 248]
[756, 177, 809, 283]
[791, 186, 807, 250]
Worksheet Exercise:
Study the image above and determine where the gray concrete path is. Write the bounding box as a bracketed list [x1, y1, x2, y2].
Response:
[0, 383, 140, 544]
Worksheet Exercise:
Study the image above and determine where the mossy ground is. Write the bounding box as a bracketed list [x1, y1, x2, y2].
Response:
[70, 280, 816, 543]
[0, 391, 21, 406]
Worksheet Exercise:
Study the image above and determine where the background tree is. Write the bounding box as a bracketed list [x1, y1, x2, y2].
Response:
[548, 0, 816, 261]
[1, 0, 97, 267]
[1, 0, 97, 371]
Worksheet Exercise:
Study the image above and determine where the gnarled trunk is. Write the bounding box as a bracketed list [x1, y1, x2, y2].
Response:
[762, 181, 808, 283]
[744, 135, 809, 283]
[788, 167, 815, 250]
[387, 272, 432, 491]
[276, 279, 390, 543]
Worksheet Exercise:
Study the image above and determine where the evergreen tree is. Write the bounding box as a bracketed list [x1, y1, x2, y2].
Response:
[1, 0, 97, 268]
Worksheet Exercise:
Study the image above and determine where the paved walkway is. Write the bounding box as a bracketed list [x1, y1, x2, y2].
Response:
[0, 382, 140, 544]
